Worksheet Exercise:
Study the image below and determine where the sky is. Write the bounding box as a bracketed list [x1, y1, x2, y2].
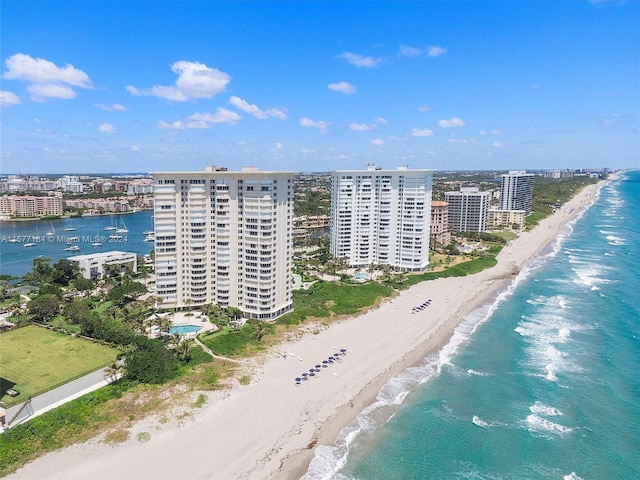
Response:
[1, 0, 638, 174]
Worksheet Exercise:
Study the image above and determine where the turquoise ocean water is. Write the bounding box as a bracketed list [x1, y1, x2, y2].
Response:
[0, 211, 154, 278]
[304, 171, 640, 480]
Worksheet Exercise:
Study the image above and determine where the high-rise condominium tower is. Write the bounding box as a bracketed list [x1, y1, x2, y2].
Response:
[499, 170, 534, 214]
[152, 166, 295, 320]
[445, 187, 490, 232]
[330, 166, 433, 272]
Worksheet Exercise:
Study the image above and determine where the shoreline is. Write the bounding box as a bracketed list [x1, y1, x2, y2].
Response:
[274, 179, 607, 479]
[6, 180, 607, 480]
[0, 209, 152, 223]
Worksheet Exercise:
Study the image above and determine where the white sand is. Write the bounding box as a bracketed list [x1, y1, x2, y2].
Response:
[7, 182, 603, 480]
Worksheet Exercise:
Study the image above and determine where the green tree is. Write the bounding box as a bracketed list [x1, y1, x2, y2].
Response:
[28, 294, 60, 322]
[227, 306, 243, 321]
[65, 298, 92, 324]
[52, 259, 81, 286]
[39, 283, 63, 299]
[124, 336, 178, 384]
[253, 322, 267, 342]
[24, 257, 55, 285]
[107, 281, 147, 306]
[71, 276, 93, 293]
[175, 339, 193, 363]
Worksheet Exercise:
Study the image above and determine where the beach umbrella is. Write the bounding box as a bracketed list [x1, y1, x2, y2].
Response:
[302, 372, 308, 377]
[309, 372, 315, 377]
[340, 348, 347, 353]
[316, 364, 322, 369]
[295, 377, 302, 382]
[322, 360, 328, 364]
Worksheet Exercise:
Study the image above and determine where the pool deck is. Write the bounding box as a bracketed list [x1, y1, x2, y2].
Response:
[174, 312, 216, 333]
[150, 311, 217, 338]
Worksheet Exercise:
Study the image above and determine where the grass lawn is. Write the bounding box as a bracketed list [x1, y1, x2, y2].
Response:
[0, 325, 121, 407]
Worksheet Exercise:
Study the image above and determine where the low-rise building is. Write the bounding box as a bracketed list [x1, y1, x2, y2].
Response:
[67, 250, 138, 279]
[487, 209, 526, 231]
[0, 195, 64, 217]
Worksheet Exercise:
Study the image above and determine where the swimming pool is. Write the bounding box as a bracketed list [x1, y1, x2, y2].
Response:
[169, 324, 202, 335]
[352, 273, 369, 280]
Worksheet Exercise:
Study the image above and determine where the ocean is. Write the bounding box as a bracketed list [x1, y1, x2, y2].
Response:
[0, 211, 154, 278]
[304, 171, 640, 480]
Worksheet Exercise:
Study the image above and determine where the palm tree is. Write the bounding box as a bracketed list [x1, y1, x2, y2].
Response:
[227, 306, 243, 322]
[380, 265, 393, 283]
[103, 362, 122, 383]
[175, 339, 192, 363]
[367, 263, 376, 280]
[253, 322, 267, 342]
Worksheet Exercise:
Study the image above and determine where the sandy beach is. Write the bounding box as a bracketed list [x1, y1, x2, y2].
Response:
[7, 181, 604, 480]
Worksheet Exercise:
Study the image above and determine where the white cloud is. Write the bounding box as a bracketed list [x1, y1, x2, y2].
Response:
[328, 81, 356, 94]
[439, 117, 465, 128]
[228, 96, 287, 119]
[127, 60, 230, 101]
[94, 103, 128, 112]
[0, 90, 21, 107]
[349, 122, 375, 132]
[371, 139, 385, 145]
[398, 45, 422, 58]
[274, 142, 283, 151]
[2, 53, 93, 101]
[427, 46, 447, 57]
[229, 96, 267, 119]
[411, 128, 434, 137]
[98, 123, 116, 133]
[27, 83, 77, 101]
[374, 116, 388, 125]
[337, 52, 383, 68]
[266, 107, 287, 120]
[447, 138, 475, 144]
[299, 117, 329, 133]
[3, 53, 92, 87]
[157, 108, 241, 129]
[300, 148, 315, 155]
[131, 145, 140, 152]
[418, 105, 432, 112]
[492, 141, 504, 148]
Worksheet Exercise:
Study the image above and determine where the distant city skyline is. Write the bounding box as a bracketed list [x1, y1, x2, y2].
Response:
[2, 1, 638, 174]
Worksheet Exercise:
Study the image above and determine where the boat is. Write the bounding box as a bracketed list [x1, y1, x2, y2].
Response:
[64, 227, 76, 231]
[45, 222, 55, 236]
[104, 216, 117, 231]
[23, 243, 36, 248]
[64, 245, 80, 251]
[115, 218, 128, 234]
[143, 233, 155, 242]
[143, 230, 154, 235]
[92, 229, 102, 247]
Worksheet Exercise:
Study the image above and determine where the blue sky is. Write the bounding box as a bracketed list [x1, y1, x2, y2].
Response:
[1, 1, 638, 174]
